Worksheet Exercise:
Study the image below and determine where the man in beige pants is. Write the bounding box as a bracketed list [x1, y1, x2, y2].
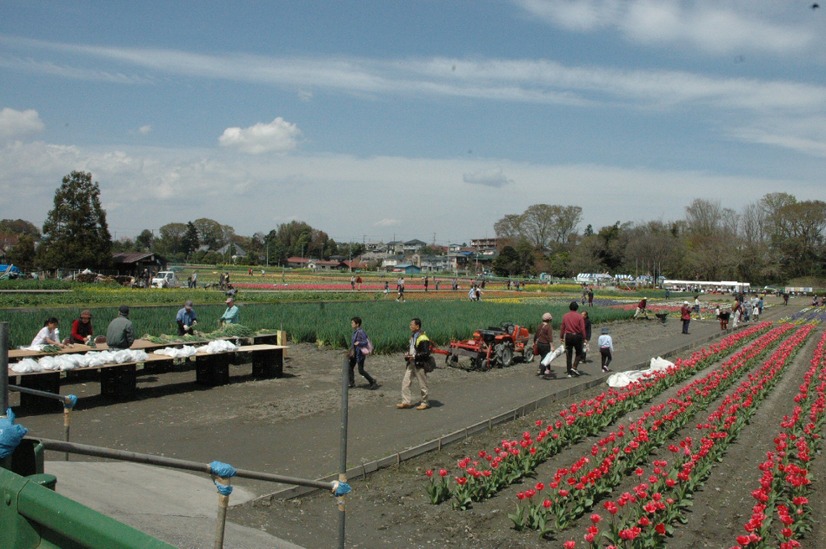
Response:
[397, 317, 430, 410]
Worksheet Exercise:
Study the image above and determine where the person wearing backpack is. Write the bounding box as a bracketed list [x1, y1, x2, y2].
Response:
[397, 317, 431, 410]
[349, 316, 378, 390]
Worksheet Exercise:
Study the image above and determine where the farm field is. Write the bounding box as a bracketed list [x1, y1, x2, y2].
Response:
[223, 305, 826, 549]
[13, 294, 826, 548]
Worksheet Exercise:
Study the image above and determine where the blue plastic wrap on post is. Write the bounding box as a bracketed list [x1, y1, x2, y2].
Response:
[63, 395, 78, 409]
[331, 481, 351, 497]
[0, 407, 29, 459]
[209, 460, 236, 496]
[209, 460, 237, 478]
[212, 479, 234, 496]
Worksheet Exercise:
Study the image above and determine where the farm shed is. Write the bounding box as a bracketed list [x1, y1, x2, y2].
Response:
[111, 252, 166, 277]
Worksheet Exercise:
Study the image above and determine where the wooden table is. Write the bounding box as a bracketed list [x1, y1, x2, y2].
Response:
[7, 344, 287, 411]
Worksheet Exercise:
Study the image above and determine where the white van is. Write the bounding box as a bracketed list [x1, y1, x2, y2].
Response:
[151, 271, 180, 288]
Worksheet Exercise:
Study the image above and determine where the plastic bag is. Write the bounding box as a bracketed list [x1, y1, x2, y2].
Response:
[541, 346, 565, 367]
[0, 408, 28, 459]
[361, 338, 374, 356]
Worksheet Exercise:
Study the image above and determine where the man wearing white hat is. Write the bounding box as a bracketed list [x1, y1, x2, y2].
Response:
[680, 301, 692, 334]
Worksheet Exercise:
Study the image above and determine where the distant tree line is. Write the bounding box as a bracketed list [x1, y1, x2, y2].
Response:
[492, 195, 825, 285]
[1, 172, 823, 285]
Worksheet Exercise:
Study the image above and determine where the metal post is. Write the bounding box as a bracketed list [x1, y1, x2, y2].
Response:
[1, 322, 10, 470]
[30, 438, 336, 489]
[63, 405, 72, 461]
[213, 476, 231, 549]
[1, 322, 8, 413]
[338, 356, 349, 549]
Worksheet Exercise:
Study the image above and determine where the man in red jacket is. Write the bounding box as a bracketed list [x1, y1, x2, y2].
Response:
[634, 297, 649, 319]
[680, 301, 692, 334]
[560, 301, 587, 377]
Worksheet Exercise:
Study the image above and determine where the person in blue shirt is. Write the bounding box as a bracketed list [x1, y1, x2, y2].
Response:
[348, 316, 377, 390]
[219, 297, 240, 326]
[176, 300, 198, 336]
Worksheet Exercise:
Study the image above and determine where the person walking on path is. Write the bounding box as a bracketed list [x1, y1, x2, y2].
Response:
[716, 305, 730, 331]
[633, 297, 649, 319]
[680, 301, 692, 334]
[533, 312, 554, 376]
[397, 317, 431, 410]
[106, 305, 134, 350]
[176, 300, 198, 336]
[693, 296, 702, 319]
[396, 277, 406, 302]
[581, 310, 592, 363]
[597, 327, 614, 372]
[219, 297, 240, 325]
[560, 301, 586, 377]
[70, 310, 94, 344]
[348, 316, 378, 390]
[731, 299, 741, 328]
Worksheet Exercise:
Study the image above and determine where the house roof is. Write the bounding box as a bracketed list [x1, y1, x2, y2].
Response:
[216, 243, 247, 256]
[112, 252, 157, 264]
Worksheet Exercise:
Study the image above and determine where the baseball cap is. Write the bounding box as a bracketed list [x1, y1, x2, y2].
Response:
[185, 300, 193, 308]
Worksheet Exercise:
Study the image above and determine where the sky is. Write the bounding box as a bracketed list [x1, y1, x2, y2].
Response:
[1, 1, 825, 246]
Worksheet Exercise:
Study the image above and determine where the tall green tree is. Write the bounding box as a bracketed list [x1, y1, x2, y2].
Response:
[182, 222, 200, 257]
[494, 204, 582, 251]
[192, 218, 225, 249]
[7, 234, 37, 271]
[0, 219, 41, 238]
[37, 171, 112, 270]
[155, 223, 187, 257]
[135, 229, 154, 252]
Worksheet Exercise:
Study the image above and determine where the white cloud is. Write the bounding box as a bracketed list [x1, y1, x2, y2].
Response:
[463, 168, 513, 188]
[1, 139, 822, 244]
[374, 218, 401, 227]
[5, 34, 826, 119]
[138, 125, 152, 135]
[0, 107, 44, 140]
[218, 117, 302, 154]
[516, 0, 813, 56]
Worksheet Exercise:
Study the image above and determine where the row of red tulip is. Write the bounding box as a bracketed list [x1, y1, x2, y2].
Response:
[732, 329, 826, 548]
[565, 322, 816, 548]
[510, 322, 796, 538]
[425, 322, 772, 508]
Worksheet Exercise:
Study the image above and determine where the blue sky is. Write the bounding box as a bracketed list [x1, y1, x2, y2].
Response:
[1, 1, 824, 246]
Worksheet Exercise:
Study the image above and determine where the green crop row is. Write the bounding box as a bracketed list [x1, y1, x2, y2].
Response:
[1, 301, 631, 352]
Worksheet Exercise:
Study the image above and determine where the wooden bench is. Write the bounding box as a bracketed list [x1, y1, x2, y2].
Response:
[7, 344, 286, 411]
